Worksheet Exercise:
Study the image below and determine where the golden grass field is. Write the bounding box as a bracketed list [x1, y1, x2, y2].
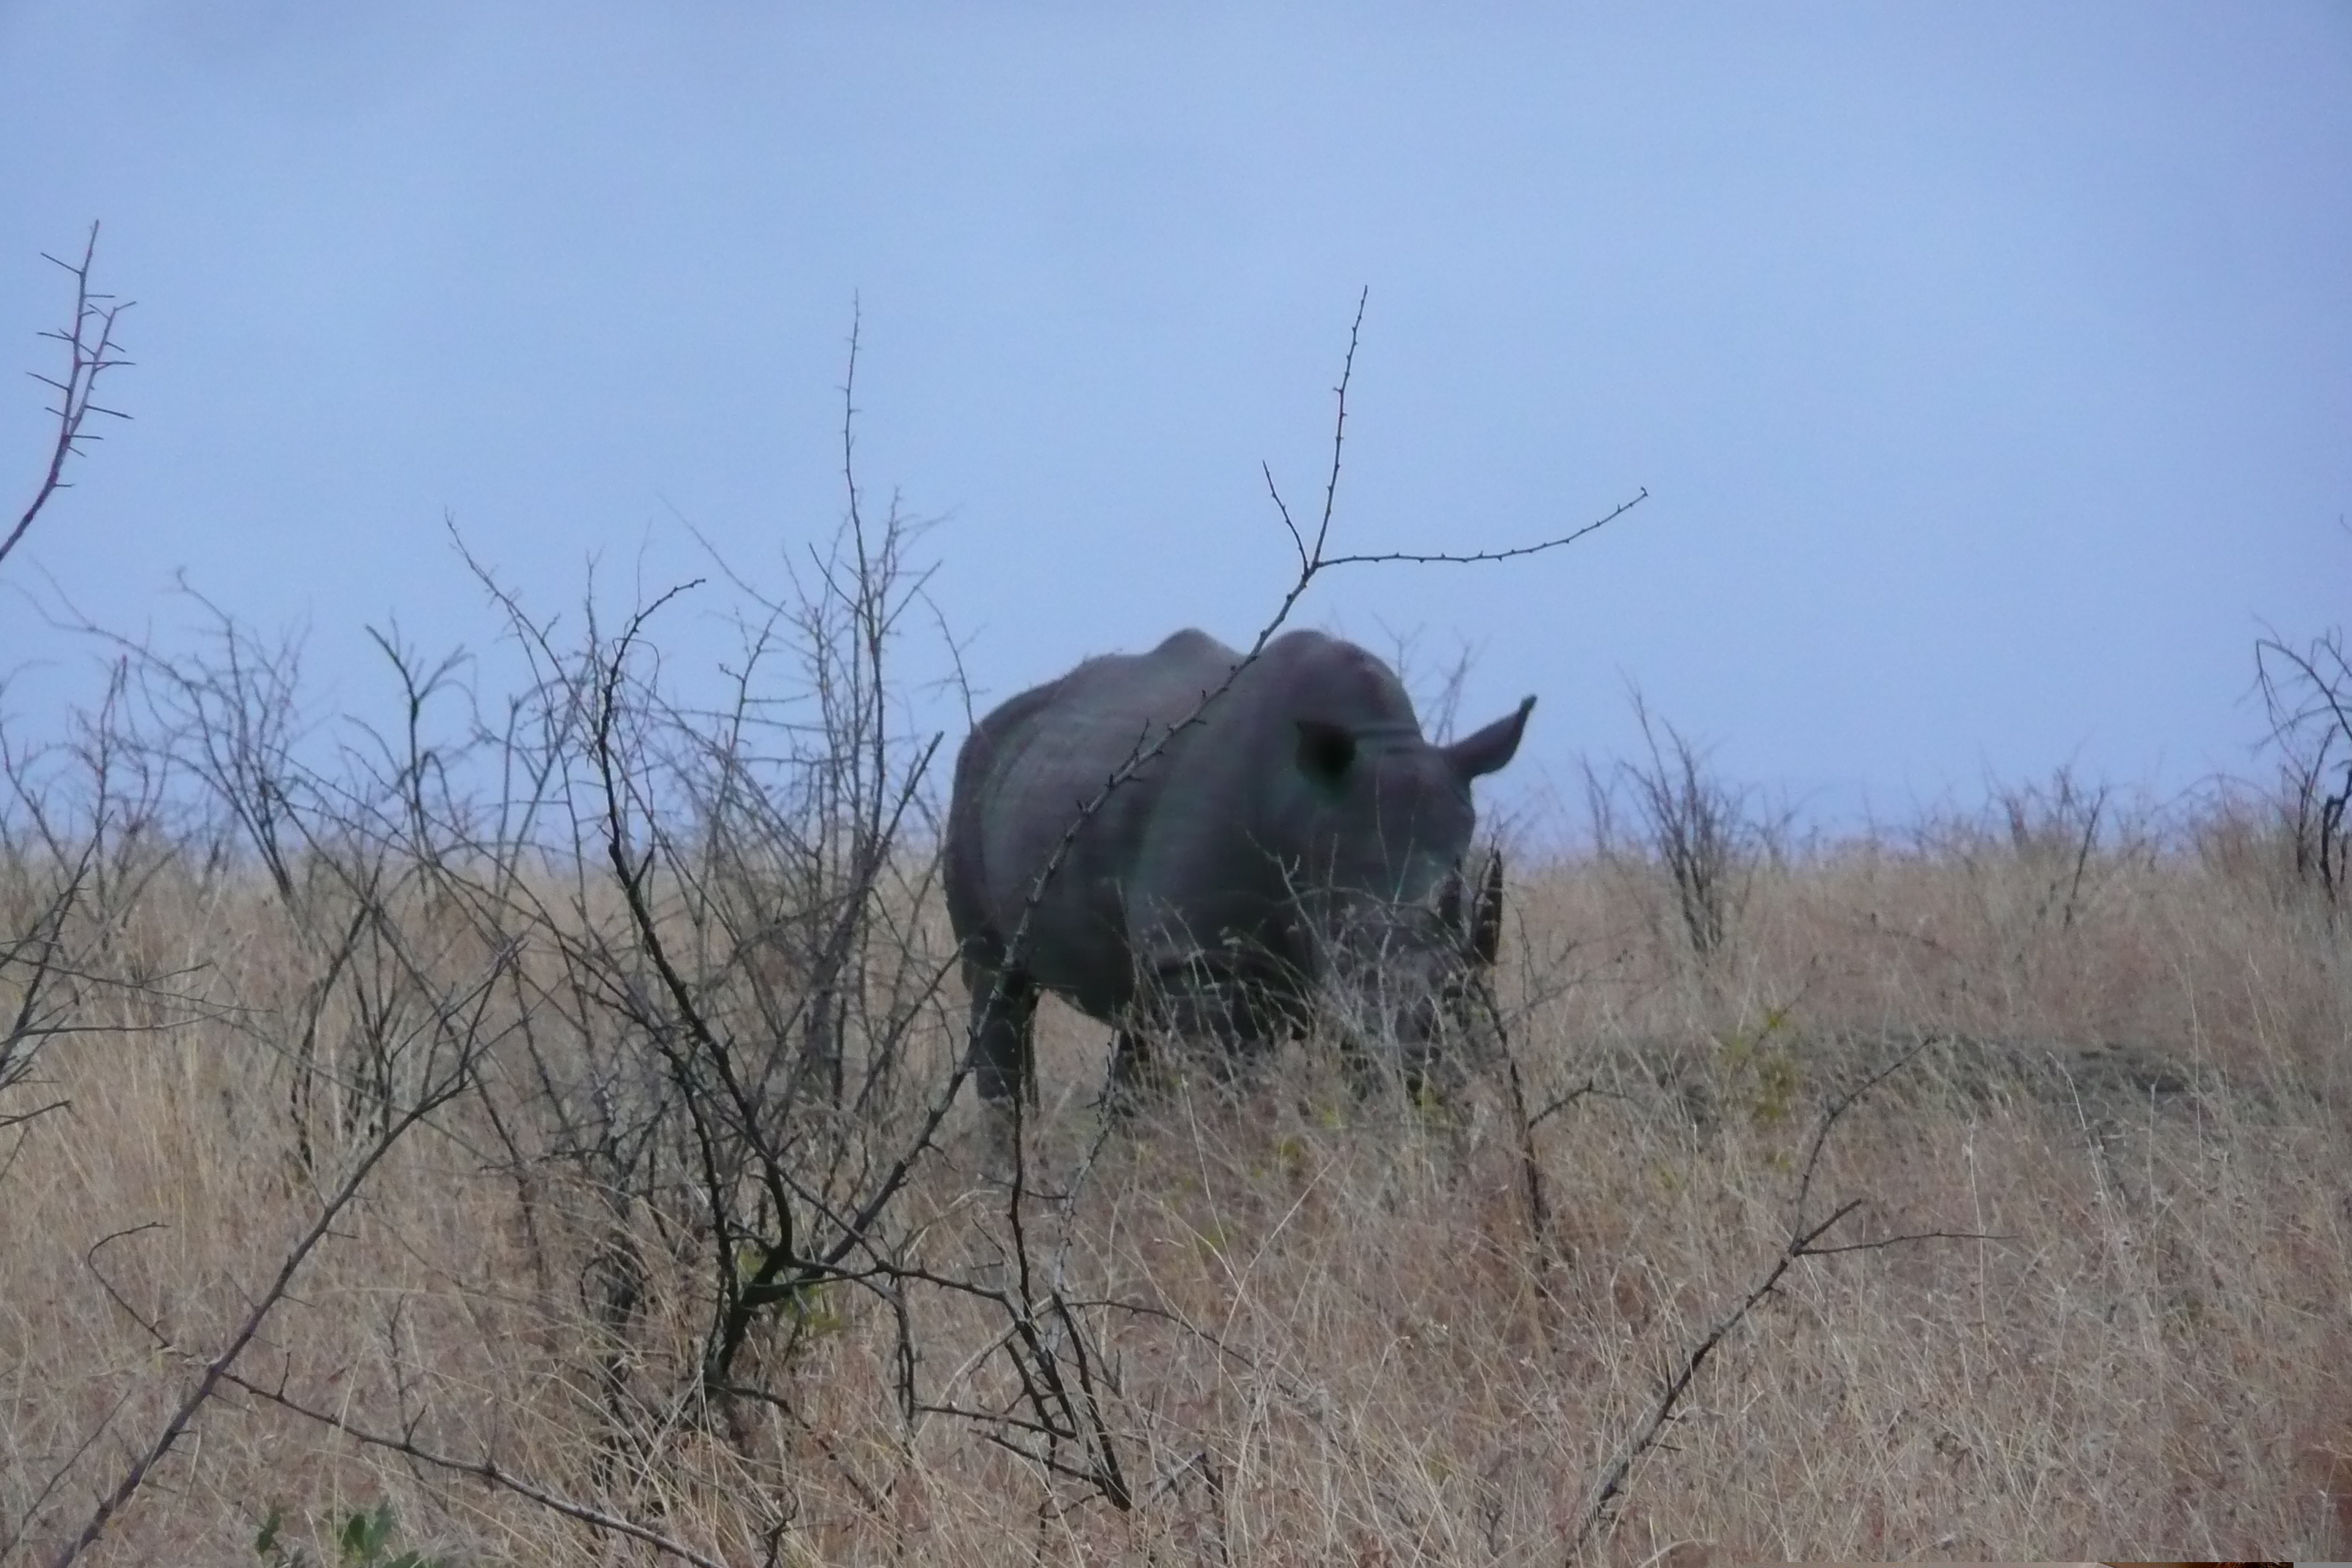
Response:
[4, 796, 2350, 1566]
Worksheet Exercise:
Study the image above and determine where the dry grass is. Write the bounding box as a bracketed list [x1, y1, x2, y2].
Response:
[4, 811, 2351, 1567]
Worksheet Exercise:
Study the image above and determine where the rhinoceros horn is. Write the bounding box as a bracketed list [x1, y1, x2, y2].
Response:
[1470, 847, 1506, 968]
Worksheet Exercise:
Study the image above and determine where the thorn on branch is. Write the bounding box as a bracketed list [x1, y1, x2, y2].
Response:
[7, 221, 135, 570]
[1565, 1047, 1991, 1562]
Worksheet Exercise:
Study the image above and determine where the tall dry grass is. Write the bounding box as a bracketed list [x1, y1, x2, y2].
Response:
[4, 796, 2348, 1567]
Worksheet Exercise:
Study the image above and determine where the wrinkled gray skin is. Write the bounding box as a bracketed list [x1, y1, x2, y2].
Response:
[946, 628, 1534, 1107]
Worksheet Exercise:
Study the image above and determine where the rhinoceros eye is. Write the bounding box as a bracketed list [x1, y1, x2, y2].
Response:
[1294, 719, 1357, 790]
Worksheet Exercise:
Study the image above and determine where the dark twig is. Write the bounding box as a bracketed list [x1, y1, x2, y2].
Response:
[0, 1384, 134, 1562]
[1565, 1047, 1994, 1561]
[6, 222, 134, 569]
[56, 1070, 470, 1567]
[217, 1371, 729, 1568]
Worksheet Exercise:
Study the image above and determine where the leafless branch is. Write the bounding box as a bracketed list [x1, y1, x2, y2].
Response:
[56, 1058, 477, 1567]
[5, 222, 134, 569]
[220, 1371, 732, 1568]
[1566, 1047, 1986, 1561]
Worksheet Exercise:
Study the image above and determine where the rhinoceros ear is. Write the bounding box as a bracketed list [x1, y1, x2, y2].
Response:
[1294, 718, 1357, 790]
[1444, 695, 1536, 781]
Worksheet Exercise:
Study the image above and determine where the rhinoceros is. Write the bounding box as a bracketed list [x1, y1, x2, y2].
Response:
[945, 627, 1534, 1107]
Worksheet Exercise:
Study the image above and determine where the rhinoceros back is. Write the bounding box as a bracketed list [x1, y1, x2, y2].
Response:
[949, 630, 1244, 1013]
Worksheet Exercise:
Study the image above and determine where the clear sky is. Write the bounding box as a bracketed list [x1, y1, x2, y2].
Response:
[3, 3, 2348, 831]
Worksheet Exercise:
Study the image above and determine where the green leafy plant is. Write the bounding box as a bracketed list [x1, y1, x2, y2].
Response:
[255, 1500, 457, 1568]
[1716, 1003, 1802, 1129]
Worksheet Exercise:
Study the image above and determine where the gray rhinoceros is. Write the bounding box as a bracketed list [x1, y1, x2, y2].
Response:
[945, 627, 1534, 1107]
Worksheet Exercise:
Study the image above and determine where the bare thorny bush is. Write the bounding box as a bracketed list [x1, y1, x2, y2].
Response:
[1888, 765, 2157, 1009]
[3, 470, 1116, 1561]
[1586, 692, 1763, 963]
[1, 282, 1153, 1558]
[2258, 624, 2352, 915]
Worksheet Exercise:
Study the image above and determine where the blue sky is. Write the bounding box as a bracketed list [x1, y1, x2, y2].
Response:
[3, 3, 2348, 831]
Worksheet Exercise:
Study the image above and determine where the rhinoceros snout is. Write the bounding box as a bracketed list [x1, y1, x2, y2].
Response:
[1316, 900, 1477, 1023]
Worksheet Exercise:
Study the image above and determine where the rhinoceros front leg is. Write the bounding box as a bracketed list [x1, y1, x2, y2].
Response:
[965, 959, 1039, 1107]
[1105, 1027, 1159, 1111]
[1107, 965, 1283, 1110]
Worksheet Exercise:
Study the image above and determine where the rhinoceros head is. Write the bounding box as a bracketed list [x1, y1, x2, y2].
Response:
[1274, 690, 1534, 1055]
